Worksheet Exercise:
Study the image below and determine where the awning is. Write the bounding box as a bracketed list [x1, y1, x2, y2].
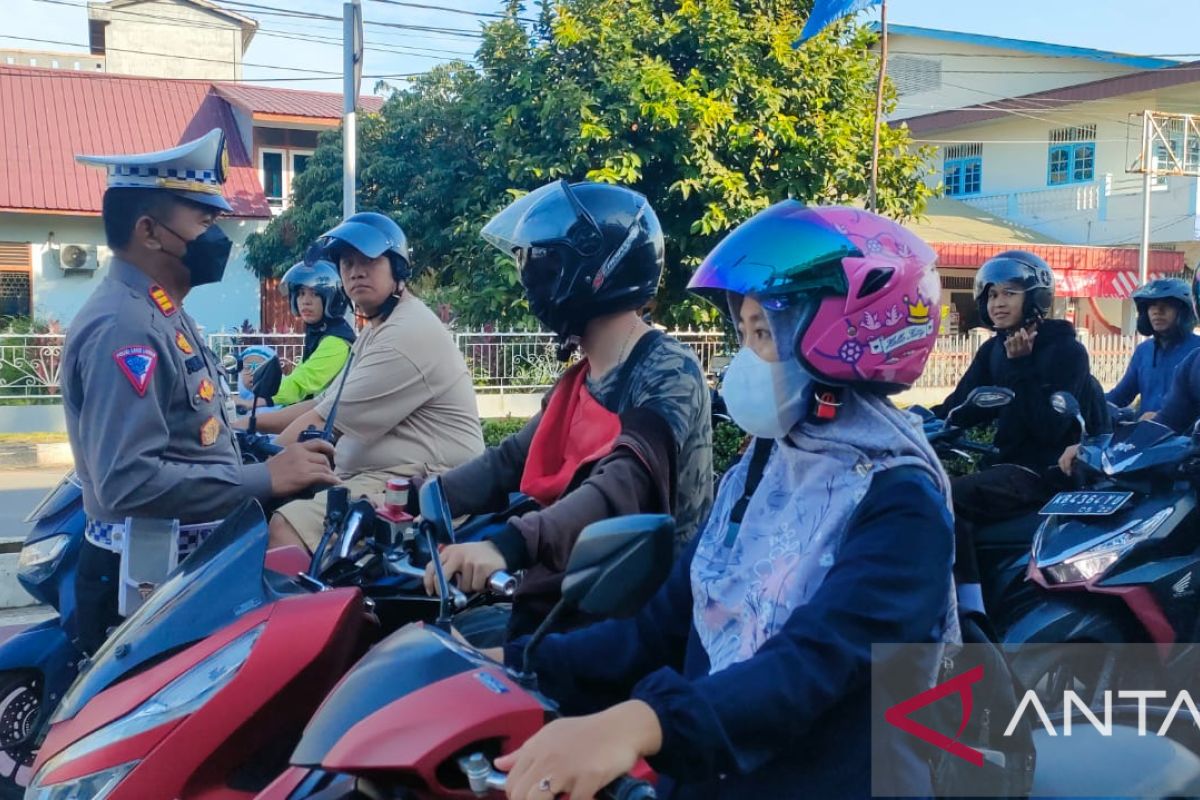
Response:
[1056, 270, 1173, 298]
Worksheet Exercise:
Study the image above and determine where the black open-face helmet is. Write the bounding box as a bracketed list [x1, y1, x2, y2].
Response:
[318, 211, 411, 281]
[974, 250, 1054, 329]
[1134, 277, 1196, 337]
[279, 258, 349, 322]
[481, 180, 664, 350]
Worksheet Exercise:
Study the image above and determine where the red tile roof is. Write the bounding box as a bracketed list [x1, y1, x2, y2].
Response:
[0, 67, 379, 218]
[214, 83, 384, 119]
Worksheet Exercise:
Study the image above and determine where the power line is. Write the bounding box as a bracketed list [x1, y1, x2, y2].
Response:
[0, 33, 342, 74]
[215, 0, 486, 38]
[29, 0, 476, 60]
[366, 0, 533, 23]
[0, 66, 426, 83]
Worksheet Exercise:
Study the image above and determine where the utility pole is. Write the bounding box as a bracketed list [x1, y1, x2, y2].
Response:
[343, 0, 363, 217]
[868, 0, 887, 213]
[1139, 110, 1153, 285]
[1127, 110, 1200, 285]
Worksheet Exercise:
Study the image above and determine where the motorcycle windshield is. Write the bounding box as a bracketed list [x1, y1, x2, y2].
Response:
[23, 471, 81, 524]
[52, 500, 271, 723]
[1083, 420, 1186, 475]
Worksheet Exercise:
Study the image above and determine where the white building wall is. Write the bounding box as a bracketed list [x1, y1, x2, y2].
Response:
[917, 89, 1200, 247]
[0, 213, 263, 330]
[885, 35, 1146, 120]
[91, 0, 245, 81]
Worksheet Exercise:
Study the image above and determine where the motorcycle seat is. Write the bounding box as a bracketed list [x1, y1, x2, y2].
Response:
[975, 512, 1041, 549]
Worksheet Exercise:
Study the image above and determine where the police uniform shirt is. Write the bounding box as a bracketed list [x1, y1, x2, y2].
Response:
[62, 257, 272, 525]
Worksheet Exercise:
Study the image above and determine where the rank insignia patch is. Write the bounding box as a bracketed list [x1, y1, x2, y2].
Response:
[175, 331, 194, 355]
[199, 416, 220, 446]
[112, 346, 157, 397]
[149, 285, 177, 317]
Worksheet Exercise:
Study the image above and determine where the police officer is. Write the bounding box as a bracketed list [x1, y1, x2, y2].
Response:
[63, 129, 338, 652]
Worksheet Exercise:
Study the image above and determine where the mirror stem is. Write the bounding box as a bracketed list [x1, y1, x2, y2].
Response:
[428, 525, 454, 631]
[519, 601, 568, 683]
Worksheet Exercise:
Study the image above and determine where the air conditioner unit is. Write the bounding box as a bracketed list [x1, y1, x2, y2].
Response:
[59, 244, 99, 273]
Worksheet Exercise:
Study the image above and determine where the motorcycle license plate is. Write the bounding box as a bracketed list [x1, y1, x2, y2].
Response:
[1039, 491, 1133, 516]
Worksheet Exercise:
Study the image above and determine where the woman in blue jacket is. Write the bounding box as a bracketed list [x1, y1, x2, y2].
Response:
[496, 204, 957, 800]
[1107, 277, 1200, 417]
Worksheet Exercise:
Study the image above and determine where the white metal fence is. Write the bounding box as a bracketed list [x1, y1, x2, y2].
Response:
[0, 329, 1141, 402]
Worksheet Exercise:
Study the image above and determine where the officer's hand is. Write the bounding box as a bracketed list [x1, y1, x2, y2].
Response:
[1058, 443, 1081, 476]
[266, 439, 339, 496]
[424, 541, 507, 595]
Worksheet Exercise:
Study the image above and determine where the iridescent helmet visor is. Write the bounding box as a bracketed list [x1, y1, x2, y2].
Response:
[688, 200, 858, 362]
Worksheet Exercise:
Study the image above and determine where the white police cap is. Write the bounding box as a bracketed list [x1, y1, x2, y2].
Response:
[76, 128, 233, 213]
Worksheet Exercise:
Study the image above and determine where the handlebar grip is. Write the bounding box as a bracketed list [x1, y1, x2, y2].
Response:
[601, 776, 656, 800]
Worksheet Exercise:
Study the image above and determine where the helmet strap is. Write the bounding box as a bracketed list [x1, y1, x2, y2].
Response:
[813, 384, 842, 422]
[359, 286, 403, 323]
[555, 335, 581, 363]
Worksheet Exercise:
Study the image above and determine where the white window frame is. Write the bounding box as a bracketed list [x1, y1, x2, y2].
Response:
[260, 148, 316, 212]
[259, 148, 287, 210]
[289, 149, 315, 186]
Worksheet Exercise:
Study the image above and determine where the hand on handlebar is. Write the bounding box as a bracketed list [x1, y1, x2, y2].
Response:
[266, 439, 340, 497]
[1058, 443, 1081, 477]
[494, 701, 662, 800]
[425, 541, 508, 596]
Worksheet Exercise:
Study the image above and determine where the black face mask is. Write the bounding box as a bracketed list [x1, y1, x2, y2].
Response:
[154, 220, 234, 287]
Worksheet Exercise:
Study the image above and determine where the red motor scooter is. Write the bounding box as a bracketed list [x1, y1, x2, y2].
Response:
[23, 475, 517, 800]
[256, 507, 675, 800]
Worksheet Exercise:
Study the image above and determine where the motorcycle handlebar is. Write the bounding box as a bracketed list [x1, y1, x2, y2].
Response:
[458, 753, 655, 799]
[601, 775, 657, 799]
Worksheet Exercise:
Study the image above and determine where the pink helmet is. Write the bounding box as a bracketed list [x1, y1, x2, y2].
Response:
[687, 202, 942, 393]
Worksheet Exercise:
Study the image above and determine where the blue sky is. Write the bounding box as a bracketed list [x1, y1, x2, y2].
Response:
[4, 0, 1195, 95]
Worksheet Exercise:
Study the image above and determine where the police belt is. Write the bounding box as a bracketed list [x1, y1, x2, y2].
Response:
[85, 518, 222, 562]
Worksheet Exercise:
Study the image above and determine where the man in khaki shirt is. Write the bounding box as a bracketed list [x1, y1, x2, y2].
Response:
[258, 212, 484, 549]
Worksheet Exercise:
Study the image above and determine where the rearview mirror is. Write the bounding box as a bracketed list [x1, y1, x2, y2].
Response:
[1050, 391, 1089, 438]
[561, 514, 674, 618]
[965, 386, 1015, 409]
[418, 477, 455, 546]
[1050, 391, 1080, 418]
[252, 357, 282, 401]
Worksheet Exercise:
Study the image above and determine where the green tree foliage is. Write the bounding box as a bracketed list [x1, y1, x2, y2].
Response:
[245, 0, 934, 327]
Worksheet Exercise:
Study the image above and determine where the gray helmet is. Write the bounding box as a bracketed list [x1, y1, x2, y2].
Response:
[279, 258, 349, 321]
[318, 212, 411, 281]
[1134, 278, 1195, 336]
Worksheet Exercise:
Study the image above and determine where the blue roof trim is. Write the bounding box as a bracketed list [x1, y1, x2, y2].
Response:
[876, 24, 1179, 70]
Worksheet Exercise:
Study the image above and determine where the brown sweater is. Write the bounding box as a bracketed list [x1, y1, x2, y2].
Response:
[440, 397, 678, 637]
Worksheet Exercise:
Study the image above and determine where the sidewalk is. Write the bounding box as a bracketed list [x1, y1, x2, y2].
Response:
[0, 441, 72, 469]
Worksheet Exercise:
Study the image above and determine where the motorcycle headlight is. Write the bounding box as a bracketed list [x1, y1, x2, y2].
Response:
[31, 624, 263, 790]
[24, 760, 137, 800]
[1044, 508, 1172, 584]
[18, 535, 70, 584]
[1047, 551, 1121, 584]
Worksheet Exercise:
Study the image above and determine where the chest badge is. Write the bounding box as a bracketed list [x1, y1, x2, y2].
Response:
[112, 345, 157, 397]
[175, 331, 194, 355]
[184, 355, 205, 374]
[196, 378, 215, 403]
[199, 416, 220, 447]
[148, 285, 177, 317]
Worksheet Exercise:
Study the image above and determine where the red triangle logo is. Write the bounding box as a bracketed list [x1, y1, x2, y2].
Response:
[884, 664, 985, 766]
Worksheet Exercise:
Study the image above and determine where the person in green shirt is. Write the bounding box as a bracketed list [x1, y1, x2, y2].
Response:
[239, 258, 355, 411]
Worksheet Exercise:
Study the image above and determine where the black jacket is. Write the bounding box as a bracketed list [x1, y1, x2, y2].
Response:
[933, 320, 1108, 471]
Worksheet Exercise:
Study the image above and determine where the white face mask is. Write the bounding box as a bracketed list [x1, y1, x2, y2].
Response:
[720, 346, 813, 439]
